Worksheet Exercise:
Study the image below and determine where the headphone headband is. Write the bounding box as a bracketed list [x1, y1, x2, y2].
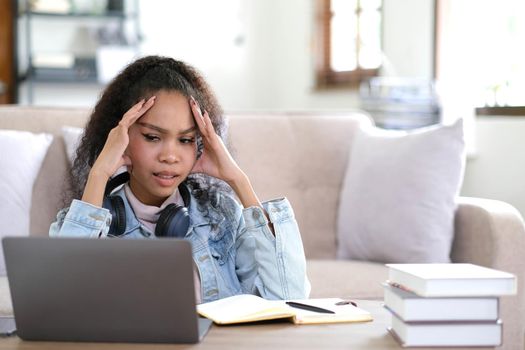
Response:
[104, 172, 131, 197]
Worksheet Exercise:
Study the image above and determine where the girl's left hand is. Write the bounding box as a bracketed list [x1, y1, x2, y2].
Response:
[189, 96, 245, 184]
[189, 97, 270, 229]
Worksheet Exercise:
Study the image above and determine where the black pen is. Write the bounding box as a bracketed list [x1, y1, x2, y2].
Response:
[285, 301, 335, 314]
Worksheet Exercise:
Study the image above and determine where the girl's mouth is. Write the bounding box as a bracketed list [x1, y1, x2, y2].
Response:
[154, 172, 177, 179]
[153, 172, 178, 186]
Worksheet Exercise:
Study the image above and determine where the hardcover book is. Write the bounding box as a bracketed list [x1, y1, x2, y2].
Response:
[388, 312, 502, 347]
[386, 263, 517, 297]
[383, 283, 499, 322]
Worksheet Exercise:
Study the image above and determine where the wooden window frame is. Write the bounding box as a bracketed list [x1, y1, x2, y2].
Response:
[475, 106, 525, 117]
[0, 0, 15, 103]
[315, 0, 381, 89]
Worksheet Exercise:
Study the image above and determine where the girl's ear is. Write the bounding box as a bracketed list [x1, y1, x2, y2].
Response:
[123, 148, 133, 172]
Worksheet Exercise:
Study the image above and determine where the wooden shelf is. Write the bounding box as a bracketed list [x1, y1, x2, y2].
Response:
[19, 10, 136, 19]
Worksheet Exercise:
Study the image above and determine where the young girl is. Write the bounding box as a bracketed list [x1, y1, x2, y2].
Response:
[50, 55, 310, 303]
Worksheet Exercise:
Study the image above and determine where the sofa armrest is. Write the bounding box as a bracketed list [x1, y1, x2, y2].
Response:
[453, 197, 525, 265]
[453, 196, 525, 350]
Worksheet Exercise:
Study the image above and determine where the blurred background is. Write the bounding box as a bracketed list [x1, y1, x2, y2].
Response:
[1, 0, 525, 215]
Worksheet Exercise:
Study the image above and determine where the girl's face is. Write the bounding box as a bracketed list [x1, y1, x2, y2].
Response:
[126, 90, 197, 206]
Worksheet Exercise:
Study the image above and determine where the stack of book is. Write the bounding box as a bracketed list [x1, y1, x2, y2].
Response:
[383, 263, 517, 347]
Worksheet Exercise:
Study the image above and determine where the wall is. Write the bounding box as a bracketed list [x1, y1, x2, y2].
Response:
[382, 0, 434, 78]
[139, 0, 434, 111]
[461, 117, 525, 217]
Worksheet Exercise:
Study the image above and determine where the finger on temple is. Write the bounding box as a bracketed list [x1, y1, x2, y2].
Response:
[203, 110, 213, 130]
[191, 100, 206, 129]
[190, 96, 204, 116]
[129, 96, 156, 125]
[130, 98, 146, 110]
[137, 96, 156, 115]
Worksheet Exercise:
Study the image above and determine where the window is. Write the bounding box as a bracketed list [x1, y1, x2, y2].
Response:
[315, 0, 383, 88]
[436, 0, 525, 115]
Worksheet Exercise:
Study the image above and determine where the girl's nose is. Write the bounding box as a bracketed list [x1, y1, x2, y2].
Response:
[159, 142, 179, 164]
[160, 153, 177, 163]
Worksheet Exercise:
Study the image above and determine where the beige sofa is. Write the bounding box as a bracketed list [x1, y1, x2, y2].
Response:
[0, 106, 524, 349]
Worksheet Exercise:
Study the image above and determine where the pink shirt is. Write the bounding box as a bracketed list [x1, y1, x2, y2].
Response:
[124, 184, 202, 304]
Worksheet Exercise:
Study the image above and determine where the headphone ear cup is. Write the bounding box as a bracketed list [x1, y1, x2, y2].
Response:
[155, 203, 190, 238]
[103, 196, 126, 237]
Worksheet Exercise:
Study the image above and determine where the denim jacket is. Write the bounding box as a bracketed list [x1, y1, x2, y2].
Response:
[49, 183, 311, 303]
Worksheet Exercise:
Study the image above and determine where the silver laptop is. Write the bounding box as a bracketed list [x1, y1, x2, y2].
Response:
[2, 236, 212, 343]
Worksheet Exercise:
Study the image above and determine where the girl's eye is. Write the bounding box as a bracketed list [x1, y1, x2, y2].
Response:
[143, 134, 160, 142]
[180, 137, 195, 144]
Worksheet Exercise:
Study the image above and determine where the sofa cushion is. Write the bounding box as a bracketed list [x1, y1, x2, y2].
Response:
[0, 130, 53, 275]
[307, 259, 387, 299]
[0, 107, 90, 235]
[61, 125, 83, 164]
[0, 277, 11, 316]
[337, 119, 465, 263]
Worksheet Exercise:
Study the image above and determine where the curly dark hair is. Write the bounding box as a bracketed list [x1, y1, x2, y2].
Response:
[65, 55, 228, 206]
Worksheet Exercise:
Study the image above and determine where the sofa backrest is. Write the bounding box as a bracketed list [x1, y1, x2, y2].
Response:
[227, 113, 371, 258]
[0, 107, 89, 237]
[0, 106, 371, 259]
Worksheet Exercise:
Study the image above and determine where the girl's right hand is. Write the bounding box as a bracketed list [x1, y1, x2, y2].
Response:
[91, 96, 156, 179]
[81, 96, 155, 207]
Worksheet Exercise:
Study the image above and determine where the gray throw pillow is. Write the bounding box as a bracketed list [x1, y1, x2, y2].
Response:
[337, 119, 465, 263]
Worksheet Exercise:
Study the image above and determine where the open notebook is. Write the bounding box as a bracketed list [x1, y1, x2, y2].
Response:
[197, 294, 373, 325]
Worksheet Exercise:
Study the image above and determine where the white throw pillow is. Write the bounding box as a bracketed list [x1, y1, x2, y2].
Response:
[61, 126, 128, 180]
[61, 126, 84, 164]
[0, 130, 53, 275]
[337, 119, 465, 263]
